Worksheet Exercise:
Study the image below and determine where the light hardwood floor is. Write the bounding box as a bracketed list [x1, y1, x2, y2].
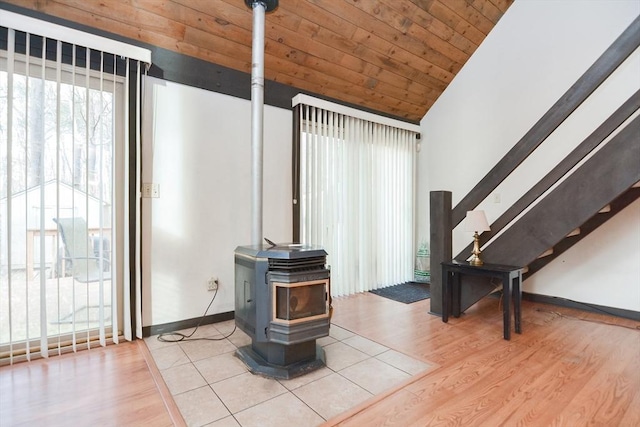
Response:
[325, 294, 640, 426]
[0, 340, 185, 427]
[1, 294, 638, 426]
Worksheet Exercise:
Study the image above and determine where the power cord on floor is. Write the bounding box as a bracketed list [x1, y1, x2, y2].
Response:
[156, 286, 237, 343]
[491, 288, 638, 331]
[535, 307, 640, 331]
[529, 295, 639, 330]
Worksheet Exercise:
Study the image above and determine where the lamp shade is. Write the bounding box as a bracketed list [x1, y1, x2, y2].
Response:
[464, 210, 491, 233]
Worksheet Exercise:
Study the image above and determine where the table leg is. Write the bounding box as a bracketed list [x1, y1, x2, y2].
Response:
[442, 266, 449, 323]
[502, 273, 511, 340]
[452, 273, 461, 318]
[514, 272, 522, 334]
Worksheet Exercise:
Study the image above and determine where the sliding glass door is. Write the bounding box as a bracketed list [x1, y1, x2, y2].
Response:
[0, 29, 127, 362]
[295, 96, 419, 296]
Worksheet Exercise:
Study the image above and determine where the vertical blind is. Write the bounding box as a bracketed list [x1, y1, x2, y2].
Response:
[0, 12, 149, 364]
[294, 95, 420, 296]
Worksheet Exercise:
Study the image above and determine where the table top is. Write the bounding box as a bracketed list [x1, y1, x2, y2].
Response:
[442, 260, 523, 273]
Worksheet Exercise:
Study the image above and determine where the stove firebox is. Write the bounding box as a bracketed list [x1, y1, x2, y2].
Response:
[234, 244, 331, 379]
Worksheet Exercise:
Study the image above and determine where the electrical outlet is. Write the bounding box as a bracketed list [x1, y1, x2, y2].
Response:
[150, 183, 160, 198]
[207, 277, 219, 291]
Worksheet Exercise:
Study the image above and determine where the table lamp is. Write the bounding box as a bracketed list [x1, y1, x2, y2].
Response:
[465, 210, 490, 266]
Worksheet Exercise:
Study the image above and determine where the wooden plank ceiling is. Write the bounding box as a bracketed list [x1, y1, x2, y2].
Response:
[4, 0, 513, 122]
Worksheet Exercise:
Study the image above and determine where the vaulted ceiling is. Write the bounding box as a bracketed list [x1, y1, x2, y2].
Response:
[3, 0, 513, 122]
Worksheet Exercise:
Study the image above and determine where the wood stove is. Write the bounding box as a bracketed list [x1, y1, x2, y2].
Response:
[234, 243, 331, 379]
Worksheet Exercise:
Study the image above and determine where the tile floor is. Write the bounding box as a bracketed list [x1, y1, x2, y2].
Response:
[144, 320, 434, 427]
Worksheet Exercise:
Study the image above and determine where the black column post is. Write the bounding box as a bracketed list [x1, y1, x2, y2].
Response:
[429, 191, 452, 316]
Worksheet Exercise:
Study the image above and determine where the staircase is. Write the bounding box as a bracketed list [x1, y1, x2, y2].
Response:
[478, 116, 640, 273]
[449, 117, 639, 314]
[428, 15, 640, 317]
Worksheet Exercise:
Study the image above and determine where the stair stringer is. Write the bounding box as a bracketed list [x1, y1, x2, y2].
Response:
[523, 186, 640, 278]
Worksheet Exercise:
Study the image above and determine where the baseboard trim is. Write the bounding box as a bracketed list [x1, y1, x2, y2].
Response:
[137, 340, 187, 426]
[142, 311, 235, 337]
[522, 292, 640, 321]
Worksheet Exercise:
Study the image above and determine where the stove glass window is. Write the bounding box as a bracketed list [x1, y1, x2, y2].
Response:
[275, 281, 327, 321]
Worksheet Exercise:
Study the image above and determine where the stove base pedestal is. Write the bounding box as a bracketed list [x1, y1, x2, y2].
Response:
[236, 341, 326, 380]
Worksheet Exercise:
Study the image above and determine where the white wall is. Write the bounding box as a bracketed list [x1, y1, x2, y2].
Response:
[418, 0, 640, 311]
[141, 77, 292, 326]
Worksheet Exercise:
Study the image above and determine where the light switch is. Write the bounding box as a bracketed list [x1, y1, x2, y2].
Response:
[142, 183, 160, 198]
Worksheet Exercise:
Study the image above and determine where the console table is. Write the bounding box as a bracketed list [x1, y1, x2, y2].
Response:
[441, 260, 523, 340]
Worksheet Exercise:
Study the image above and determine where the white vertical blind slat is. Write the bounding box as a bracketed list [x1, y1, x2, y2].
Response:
[114, 58, 123, 344]
[6, 29, 15, 364]
[24, 33, 33, 361]
[70, 44, 78, 352]
[104, 63, 116, 333]
[38, 37, 48, 359]
[83, 48, 91, 349]
[310, 106, 316, 246]
[365, 120, 373, 290]
[54, 39, 62, 355]
[98, 51, 106, 347]
[121, 58, 130, 342]
[308, 106, 312, 244]
[318, 107, 323, 248]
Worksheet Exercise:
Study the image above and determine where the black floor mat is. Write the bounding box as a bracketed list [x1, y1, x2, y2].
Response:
[369, 282, 430, 304]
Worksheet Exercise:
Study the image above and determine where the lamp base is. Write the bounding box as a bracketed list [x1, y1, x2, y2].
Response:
[469, 255, 484, 266]
[470, 231, 484, 266]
